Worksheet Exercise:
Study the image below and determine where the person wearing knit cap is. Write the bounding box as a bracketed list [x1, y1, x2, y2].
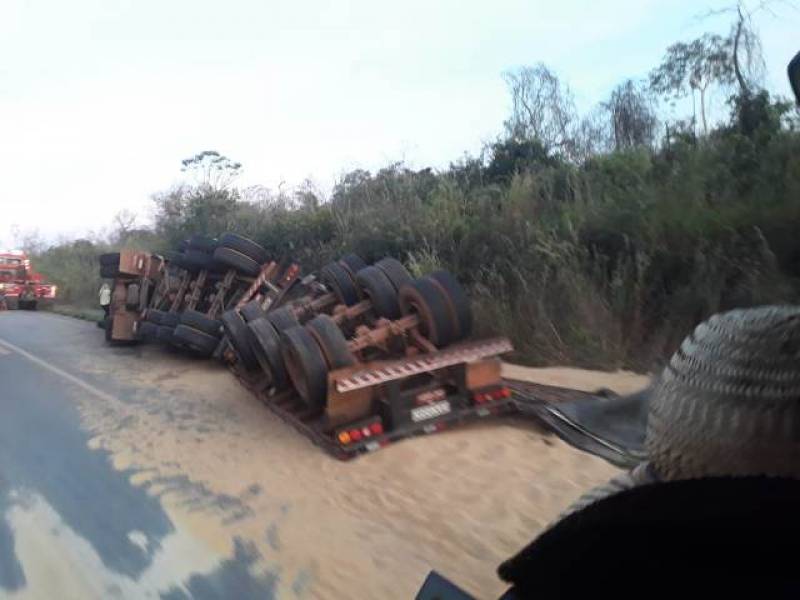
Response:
[498, 306, 800, 598]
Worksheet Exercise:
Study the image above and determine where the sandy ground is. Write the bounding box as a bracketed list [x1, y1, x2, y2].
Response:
[74, 350, 648, 598]
[502, 363, 651, 395]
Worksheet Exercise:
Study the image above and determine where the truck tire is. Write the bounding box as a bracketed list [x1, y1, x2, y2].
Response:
[179, 250, 216, 273]
[136, 320, 158, 340]
[218, 233, 269, 265]
[306, 314, 356, 370]
[145, 309, 180, 327]
[248, 318, 290, 391]
[321, 262, 360, 306]
[180, 309, 222, 337]
[399, 277, 457, 347]
[221, 309, 259, 370]
[240, 299, 265, 322]
[266, 306, 299, 332]
[429, 270, 472, 340]
[126, 284, 140, 311]
[375, 257, 413, 292]
[187, 235, 218, 253]
[173, 324, 219, 355]
[99, 253, 120, 266]
[355, 266, 401, 319]
[213, 247, 261, 277]
[281, 325, 329, 411]
[156, 325, 176, 344]
[338, 253, 367, 279]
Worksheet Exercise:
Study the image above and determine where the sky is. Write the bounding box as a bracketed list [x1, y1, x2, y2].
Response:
[0, 0, 797, 248]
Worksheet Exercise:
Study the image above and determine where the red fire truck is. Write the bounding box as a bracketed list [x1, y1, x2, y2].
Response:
[0, 251, 57, 310]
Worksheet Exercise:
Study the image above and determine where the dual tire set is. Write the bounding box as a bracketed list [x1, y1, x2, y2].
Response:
[165, 233, 269, 277]
[225, 254, 473, 411]
[133, 233, 270, 355]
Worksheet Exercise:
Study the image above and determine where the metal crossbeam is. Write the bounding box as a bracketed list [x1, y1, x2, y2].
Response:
[236, 261, 277, 309]
[334, 337, 513, 393]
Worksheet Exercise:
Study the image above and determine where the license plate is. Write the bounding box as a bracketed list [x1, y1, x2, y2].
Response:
[411, 400, 451, 423]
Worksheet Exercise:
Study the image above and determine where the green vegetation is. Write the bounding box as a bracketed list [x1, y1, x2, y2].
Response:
[29, 13, 800, 370]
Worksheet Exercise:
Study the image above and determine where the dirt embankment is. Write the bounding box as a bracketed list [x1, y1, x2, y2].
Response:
[77, 348, 647, 598]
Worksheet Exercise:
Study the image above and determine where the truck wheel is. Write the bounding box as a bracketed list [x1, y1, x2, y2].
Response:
[213, 247, 261, 277]
[281, 326, 329, 411]
[356, 266, 401, 319]
[180, 250, 215, 274]
[266, 306, 299, 332]
[306, 314, 356, 369]
[399, 277, 457, 347]
[173, 324, 219, 355]
[321, 262, 360, 306]
[428, 270, 472, 340]
[146, 309, 180, 327]
[156, 325, 176, 344]
[187, 235, 218, 253]
[218, 233, 269, 265]
[248, 318, 290, 390]
[126, 284, 140, 311]
[180, 309, 222, 337]
[240, 299, 265, 322]
[338, 253, 367, 279]
[375, 257, 413, 293]
[99, 253, 120, 266]
[136, 320, 158, 340]
[221, 309, 259, 370]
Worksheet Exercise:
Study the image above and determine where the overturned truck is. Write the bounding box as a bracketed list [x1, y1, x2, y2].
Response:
[100, 234, 515, 458]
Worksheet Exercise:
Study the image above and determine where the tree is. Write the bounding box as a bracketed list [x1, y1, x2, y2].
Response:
[181, 150, 242, 190]
[604, 80, 659, 150]
[503, 64, 578, 158]
[10, 226, 45, 255]
[699, 0, 777, 96]
[485, 138, 556, 184]
[112, 209, 137, 242]
[649, 34, 734, 135]
[574, 106, 614, 161]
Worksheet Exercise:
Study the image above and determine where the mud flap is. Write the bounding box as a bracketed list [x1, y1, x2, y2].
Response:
[513, 388, 650, 469]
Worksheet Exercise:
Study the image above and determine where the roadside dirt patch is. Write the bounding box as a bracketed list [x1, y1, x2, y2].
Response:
[76, 347, 623, 598]
[502, 362, 651, 395]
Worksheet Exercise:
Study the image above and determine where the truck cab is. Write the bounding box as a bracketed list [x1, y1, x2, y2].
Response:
[0, 251, 57, 310]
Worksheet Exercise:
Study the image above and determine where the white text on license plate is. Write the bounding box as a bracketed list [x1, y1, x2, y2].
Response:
[411, 400, 451, 423]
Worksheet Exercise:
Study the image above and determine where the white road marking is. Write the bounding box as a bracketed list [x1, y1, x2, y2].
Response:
[0, 335, 118, 403]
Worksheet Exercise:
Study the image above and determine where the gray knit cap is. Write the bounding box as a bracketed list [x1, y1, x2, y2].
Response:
[646, 305, 800, 480]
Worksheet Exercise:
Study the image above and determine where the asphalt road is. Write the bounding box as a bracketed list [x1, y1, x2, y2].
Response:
[0, 311, 276, 599]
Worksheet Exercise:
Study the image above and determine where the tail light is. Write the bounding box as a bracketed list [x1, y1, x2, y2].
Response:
[336, 416, 385, 446]
[473, 386, 511, 404]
